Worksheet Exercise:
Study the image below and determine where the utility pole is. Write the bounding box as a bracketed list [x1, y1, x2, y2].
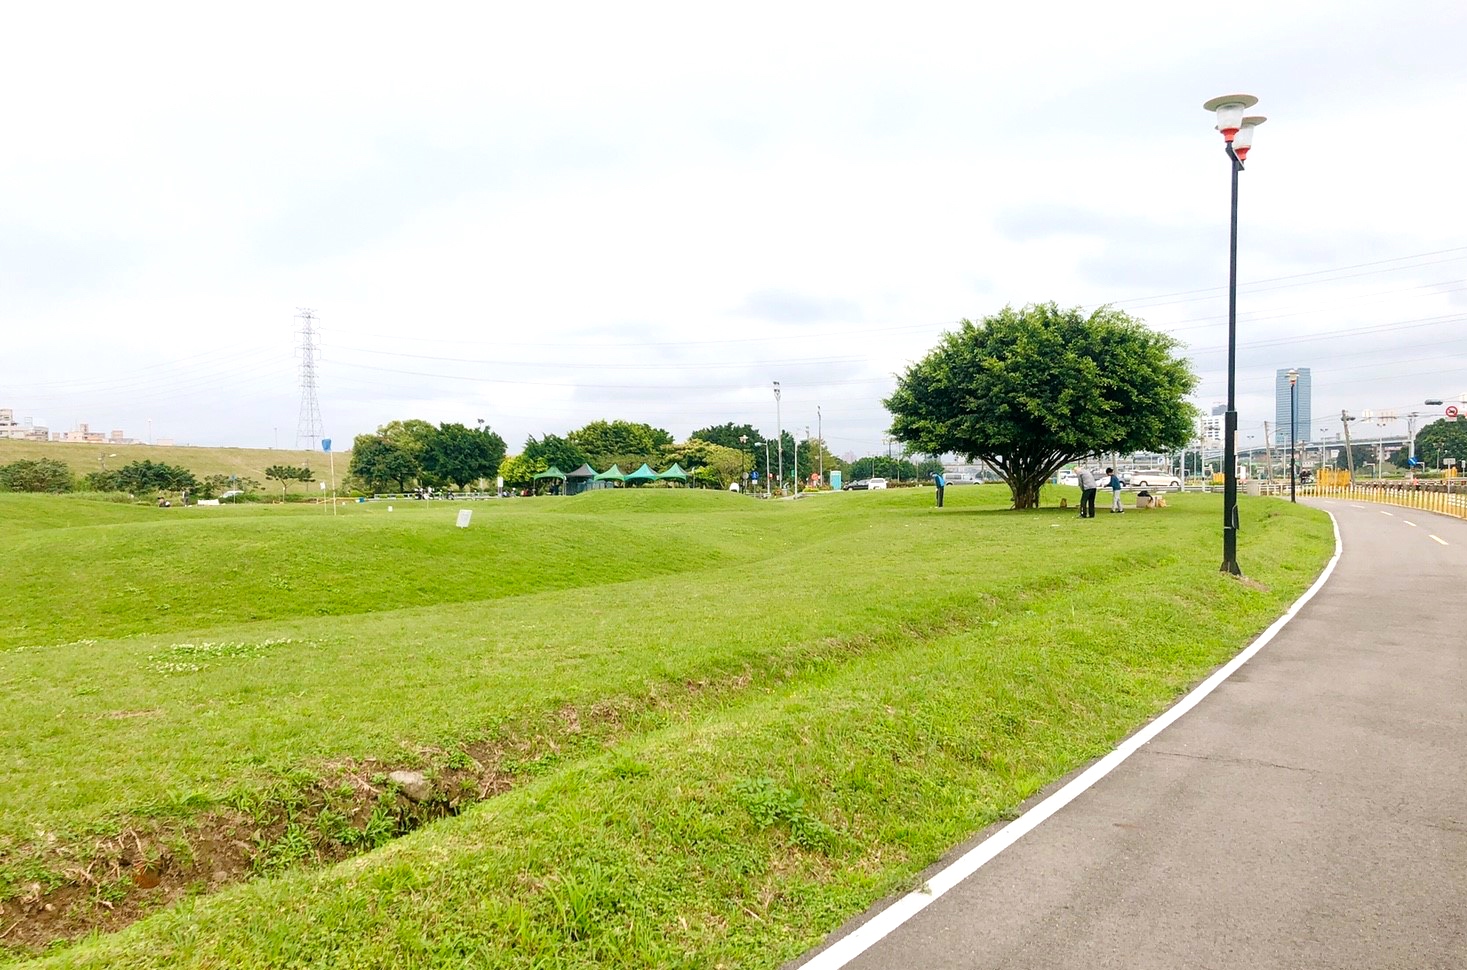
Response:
[1406, 411, 1422, 479]
[1341, 410, 1356, 478]
[773, 381, 782, 495]
[1263, 420, 1274, 482]
[794, 427, 801, 496]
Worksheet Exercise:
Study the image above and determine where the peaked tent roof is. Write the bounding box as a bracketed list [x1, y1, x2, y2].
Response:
[593, 464, 626, 481]
[656, 463, 689, 480]
[624, 463, 658, 482]
[532, 466, 567, 480]
[566, 463, 596, 479]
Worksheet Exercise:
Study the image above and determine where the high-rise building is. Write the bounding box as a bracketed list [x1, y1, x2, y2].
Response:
[1274, 368, 1312, 446]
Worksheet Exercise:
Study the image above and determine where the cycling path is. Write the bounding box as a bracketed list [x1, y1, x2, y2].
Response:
[795, 498, 1466, 970]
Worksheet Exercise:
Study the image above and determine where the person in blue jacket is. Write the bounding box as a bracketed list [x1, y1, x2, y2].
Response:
[1105, 467, 1125, 513]
[932, 470, 946, 507]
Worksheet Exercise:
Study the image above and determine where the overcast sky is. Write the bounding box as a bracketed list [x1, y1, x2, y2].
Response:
[4, 1, 1465, 460]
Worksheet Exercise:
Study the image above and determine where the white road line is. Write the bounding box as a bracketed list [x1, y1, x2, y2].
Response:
[1380, 511, 1395, 516]
[1350, 505, 1367, 510]
[1404, 520, 1418, 528]
[797, 516, 1346, 970]
[1430, 535, 1448, 546]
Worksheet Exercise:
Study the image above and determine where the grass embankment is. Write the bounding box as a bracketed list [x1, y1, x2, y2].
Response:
[0, 487, 1334, 968]
[0, 440, 325, 484]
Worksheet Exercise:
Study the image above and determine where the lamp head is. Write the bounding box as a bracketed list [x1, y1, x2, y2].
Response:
[1203, 94, 1259, 142]
[1233, 116, 1266, 160]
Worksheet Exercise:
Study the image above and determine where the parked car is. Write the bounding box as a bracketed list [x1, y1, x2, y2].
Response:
[1058, 471, 1080, 487]
[844, 479, 870, 491]
[1127, 469, 1182, 490]
[866, 477, 888, 490]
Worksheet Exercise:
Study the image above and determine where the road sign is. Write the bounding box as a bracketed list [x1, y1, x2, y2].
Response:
[1447, 405, 1460, 418]
[322, 438, 332, 452]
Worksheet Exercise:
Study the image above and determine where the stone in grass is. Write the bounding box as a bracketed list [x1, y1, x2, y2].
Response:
[387, 770, 433, 803]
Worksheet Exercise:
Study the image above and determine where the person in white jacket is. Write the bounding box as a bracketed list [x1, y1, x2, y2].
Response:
[1076, 467, 1099, 518]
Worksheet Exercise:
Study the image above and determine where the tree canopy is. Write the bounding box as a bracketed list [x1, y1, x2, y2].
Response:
[885, 303, 1197, 508]
[0, 458, 73, 493]
[523, 434, 589, 475]
[421, 422, 506, 490]
[1402, 416, 1467, 469]
[566, 420, 673, 467]
[349, 435, 420, 492]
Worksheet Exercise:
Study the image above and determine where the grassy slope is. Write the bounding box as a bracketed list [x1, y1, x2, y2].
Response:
[0, 440, 326, 484]
[0, 488, 1335, 968]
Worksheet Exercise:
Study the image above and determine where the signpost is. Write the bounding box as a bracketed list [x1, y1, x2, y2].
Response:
[322, 439, 336, 516]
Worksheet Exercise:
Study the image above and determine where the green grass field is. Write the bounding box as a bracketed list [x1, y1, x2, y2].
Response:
[0, 485, 1334, 968]
[0, 439, 326, 486]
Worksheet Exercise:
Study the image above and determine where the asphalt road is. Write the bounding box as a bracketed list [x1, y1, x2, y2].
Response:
[798, 498, 1466, 970]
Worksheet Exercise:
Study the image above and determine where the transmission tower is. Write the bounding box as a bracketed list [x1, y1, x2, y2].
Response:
[295, 308, 324, 451]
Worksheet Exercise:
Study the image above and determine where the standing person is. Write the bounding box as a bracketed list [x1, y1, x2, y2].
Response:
[1076, 467, 1098, 518]
[1105, 467, 1125, 513]
[931, 470, 946, 507]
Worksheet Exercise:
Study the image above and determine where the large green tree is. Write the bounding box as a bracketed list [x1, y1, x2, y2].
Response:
[690, 422, 763, 451]
[114, 460, 199, 495]
[375, 419, 437, 465]
[885, 303, 1197, 509]
[421, 422, 506, 490]
[661, 439, 743, 488]
[349, 435, 420, 492]
[523, 434, 589, 473]
[566, 420, 673, 466]
[1406, 416, 1467, 470]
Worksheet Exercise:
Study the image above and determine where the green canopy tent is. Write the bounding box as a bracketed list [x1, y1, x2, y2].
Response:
[592, 464, 626, 489]
[566, 463, 597, 496]
[532, 466, 567, 495]
[624, 463, 658, 486]
[656, 462, 689, 487]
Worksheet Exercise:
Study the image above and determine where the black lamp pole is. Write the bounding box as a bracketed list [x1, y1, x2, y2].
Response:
[1204, 95, 1265, 577]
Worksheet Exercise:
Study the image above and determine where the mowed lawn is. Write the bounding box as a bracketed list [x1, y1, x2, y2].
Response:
[0, 486, 1334, 968]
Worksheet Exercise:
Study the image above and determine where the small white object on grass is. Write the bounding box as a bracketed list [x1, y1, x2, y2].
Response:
[456, 509, 473, 529]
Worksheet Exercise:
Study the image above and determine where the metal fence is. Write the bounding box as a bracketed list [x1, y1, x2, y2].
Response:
[1295, 480, 1467, 521]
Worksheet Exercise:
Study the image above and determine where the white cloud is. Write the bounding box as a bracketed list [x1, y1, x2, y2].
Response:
[3, 0, 1465, 453]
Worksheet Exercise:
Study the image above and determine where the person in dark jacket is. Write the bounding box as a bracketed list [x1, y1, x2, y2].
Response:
[1077, 468, 1099, 518]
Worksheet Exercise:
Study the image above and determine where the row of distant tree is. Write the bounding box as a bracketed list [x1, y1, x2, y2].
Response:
[0, 457, 264, 499]
[344, 417, 947, 494]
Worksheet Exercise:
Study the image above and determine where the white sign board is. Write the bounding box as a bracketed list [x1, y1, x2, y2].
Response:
[455, 509, 473, 529]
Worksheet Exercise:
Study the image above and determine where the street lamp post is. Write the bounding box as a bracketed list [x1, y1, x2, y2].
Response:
[738, 434, 748, 492]
[1288, 368, 1298, 502]
[773, 381, 783, 496]
[817, 406, 823, 483]
[761, 440, 771, 499]
[1204, 93, 1266, 574]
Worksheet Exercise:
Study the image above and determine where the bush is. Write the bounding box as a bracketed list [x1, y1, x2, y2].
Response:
[0, 458, 74, 493]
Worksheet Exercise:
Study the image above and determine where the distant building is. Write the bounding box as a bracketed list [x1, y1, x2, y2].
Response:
[0, 408, 49, 441]
[56, 423, 108, 444]
[1274, 368, 1313, 445]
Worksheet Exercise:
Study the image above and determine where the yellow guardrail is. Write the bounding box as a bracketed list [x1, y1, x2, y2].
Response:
[1301, 482, 1467, 521]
